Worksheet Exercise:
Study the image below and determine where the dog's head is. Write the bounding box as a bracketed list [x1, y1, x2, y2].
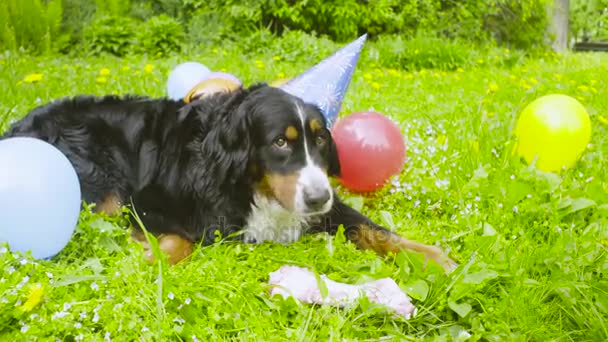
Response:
[188, 84, 340, 216]
[241, 85, 340, 216]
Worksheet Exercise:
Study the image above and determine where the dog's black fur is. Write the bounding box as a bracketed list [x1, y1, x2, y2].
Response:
[1, 83, 455, 271]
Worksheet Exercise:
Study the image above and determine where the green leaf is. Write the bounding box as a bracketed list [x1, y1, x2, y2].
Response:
[506, 180, 533, 207]
[463, 269, 499, 284]
[448, 300, 472, 318]
[379, 210, 396, 231]
[343, 195, 364, 211]
[314, 271, 329, 299]
[404, 279, 429, 301]
[482, 223, 497, 236]
[566, 197, 596, 214]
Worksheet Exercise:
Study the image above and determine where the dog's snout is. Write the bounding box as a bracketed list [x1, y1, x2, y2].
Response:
[303, 188, 331, 210]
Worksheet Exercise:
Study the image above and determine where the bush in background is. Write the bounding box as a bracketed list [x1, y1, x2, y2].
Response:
[0, 0, 63, 55]
[137, 15, 185, 57]
[82, 16, 139, 56]
[0, 0, 558, 70]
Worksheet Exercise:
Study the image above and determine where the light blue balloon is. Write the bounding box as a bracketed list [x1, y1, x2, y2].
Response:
[0, 137, 81, 259]
[166, 61, 211, 100]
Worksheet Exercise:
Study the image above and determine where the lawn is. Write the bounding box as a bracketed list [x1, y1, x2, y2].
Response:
[0, 47, 607, 341]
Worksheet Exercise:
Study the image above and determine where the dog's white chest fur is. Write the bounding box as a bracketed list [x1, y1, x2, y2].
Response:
[244, 194, 309, 244]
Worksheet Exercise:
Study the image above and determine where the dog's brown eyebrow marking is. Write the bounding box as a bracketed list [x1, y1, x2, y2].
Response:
[309, 119, 322, 132]
[285, 126, 299, 140]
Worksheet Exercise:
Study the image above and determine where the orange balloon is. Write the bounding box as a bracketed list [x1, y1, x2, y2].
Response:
[269, 78, 290, 87]
[184, 78, 240, 103]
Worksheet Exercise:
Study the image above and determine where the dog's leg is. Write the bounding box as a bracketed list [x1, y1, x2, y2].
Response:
[131, 228, 194, 265]
[93, 191, 124, 216]
[317, 197, 457, 273]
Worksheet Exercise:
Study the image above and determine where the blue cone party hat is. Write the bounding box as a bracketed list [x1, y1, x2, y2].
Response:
[280, 34, 367, 128]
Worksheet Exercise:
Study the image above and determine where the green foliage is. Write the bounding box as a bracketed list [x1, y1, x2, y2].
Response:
[571, 0, 608, 40]
[82, 16, 139, 57]
[59, 0, 97, 53]
[137, 15, 185, 57]
[0, 0, 63, 55]
[95, 0, 130, 17]
[370, 33, 475, 71]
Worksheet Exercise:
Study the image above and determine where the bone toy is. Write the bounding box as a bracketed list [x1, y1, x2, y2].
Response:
[268, 265, 416, 318]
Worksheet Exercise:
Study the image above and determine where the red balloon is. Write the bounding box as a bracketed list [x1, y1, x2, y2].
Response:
[332, 111, 406, 192]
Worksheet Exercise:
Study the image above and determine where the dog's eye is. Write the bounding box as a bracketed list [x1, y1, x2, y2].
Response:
[274, 137, 288, 148]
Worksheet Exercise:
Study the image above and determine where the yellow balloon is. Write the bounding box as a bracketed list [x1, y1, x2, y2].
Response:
[514, 94, 591, 172]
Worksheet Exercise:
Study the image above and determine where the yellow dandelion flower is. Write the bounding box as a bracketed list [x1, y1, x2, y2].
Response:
[529, 77, 538, 85]
[477, 59, 484, 64]
[96, 76, 107, 84]
[388, 69, 399, 76]
[488, 82, 499, 93]
[436, 134, 447, 146]
[212, 48, 219, 54]
[371, 82, 381, 90]
[276, 72, 285, 78]
[520, 81, 530, 90]
[23, 73, 43, 83]
[598, 116, 608, 125]
[419, 69, 427, 76]
[469, 140, 479, 153]
[590, 79, 597, 85]
[99, 68, 111, 76]
[363, 73, 373, 81]
[122, 66, 130, 72]
[456, 68, 464, 73]
[577, 85, 589, 92]
[591, 87, 598, 94]
[220, 68, 227, 72]
[20, 283, 44, 312]
[143, 64, 154, 74]
[272, 55, 281, 61]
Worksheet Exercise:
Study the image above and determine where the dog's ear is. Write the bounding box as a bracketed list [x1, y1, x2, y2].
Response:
[327, 133, 341, 177]
[182, 90, 256, 196]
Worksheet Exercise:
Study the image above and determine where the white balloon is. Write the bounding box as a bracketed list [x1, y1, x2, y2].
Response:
[166, 61, 211, 100]
[0, 137, 81, 259]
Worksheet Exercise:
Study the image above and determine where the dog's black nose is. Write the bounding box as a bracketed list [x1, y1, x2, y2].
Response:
[304, 189, 331, 211]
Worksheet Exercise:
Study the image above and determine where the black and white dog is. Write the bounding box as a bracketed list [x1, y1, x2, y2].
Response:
[1, 84, 456, 271]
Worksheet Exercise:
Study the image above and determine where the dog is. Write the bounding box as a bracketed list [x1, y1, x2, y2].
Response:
[1, 83, 456, 272]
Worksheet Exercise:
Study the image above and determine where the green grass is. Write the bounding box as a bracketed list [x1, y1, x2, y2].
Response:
[0, 47, 607, 341]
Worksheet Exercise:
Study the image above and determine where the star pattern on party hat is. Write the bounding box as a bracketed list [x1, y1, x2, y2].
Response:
[280, 34, 367, 128]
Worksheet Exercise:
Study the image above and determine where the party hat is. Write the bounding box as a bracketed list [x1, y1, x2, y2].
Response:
[280, 34, 367, 128]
